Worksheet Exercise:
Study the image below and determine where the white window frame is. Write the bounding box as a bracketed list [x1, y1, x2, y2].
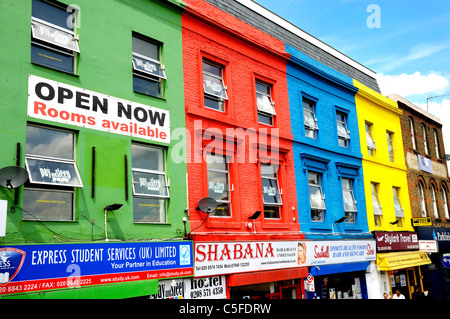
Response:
[419, 182, 427, 217]
[371, 182, 382, 226]
[206, 153, 231, 217]
[203, 60, 228, 112]
[442, 188, 449, 219]
[256, 81, 276, 125]
[422, 124, 429, 155]
[393, 187, 404, 218]
[366, 122, 376, 156]
[303, 99, 318, 139]
[308, 171, 325, 222]
[387, 131, 395, 162]
[261, 163, 282, 219]
[433, 129, 440, 159]
[336, 112, 350, 148]
[409, 118, 416, 150]
[342, 178, 357, 223]
[431, 185, 439, 218]
[131, 144, 169, 223]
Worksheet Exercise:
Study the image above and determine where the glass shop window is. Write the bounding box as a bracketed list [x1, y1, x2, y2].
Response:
[24, 125, 82, 221]
[132, 144, 169, 223]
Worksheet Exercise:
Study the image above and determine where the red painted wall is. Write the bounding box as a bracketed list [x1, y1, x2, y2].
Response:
[182, 0, 302, 241]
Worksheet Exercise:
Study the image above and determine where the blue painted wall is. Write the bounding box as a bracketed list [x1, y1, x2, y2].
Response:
[286, 44, 371, 239]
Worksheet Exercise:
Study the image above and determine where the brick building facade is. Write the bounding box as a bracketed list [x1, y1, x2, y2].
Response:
[389, 94, 450, 226]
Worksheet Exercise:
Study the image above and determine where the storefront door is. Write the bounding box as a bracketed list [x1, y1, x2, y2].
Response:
[389, 267, 423, 299]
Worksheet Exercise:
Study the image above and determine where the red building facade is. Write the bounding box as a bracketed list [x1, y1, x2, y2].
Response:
[182, 0, 306, 298]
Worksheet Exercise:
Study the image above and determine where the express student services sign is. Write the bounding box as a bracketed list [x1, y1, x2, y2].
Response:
[0, 241, 193, 296]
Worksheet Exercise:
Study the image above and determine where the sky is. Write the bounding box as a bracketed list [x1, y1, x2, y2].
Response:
[254, 0, 450, 154]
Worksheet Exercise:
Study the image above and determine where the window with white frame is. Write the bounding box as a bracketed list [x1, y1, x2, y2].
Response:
[431, 185, 439, 218]
[365, 122, 376, 156]
[442, 187, 449, 219]
[203, 60, 228, 112]
[336, 111, 350, 148]
[24, 125, 82, 221]
[419, 181, 427, 217]
[342, 178, 357, 223]
[433, 129, 440, 159]
[308, 171, 325, 222]
[393, 187, 404, 226]
[31, 0, 79, 74]
[409, 118, 416, 150]
[303, 98, 318, 139]
[422, 124, 429, 155]
[132, 34, 166, 98]
[371, 182, 382, 226]
[207, 153, 231, 217]
[387, 131, 395, 162]
[256, 81, 276, 126]
[132, 144, 169, 223]
[261, 163, 282, 219]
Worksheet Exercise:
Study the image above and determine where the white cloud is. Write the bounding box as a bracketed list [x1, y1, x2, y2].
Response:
[366, 43, 450, 73]
[377, 71, 449, 97]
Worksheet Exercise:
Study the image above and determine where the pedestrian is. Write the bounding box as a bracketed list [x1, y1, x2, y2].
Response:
[383, 292, 389, 299]
[421, 287, 433, 299]
[392, 289, 405, 299]
[412, 287, 421, 300]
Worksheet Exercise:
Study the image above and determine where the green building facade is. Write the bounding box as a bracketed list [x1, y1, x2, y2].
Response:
[0, 0, 192, 299]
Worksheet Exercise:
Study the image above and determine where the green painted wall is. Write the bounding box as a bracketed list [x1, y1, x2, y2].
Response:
[0, 0, 187, 260]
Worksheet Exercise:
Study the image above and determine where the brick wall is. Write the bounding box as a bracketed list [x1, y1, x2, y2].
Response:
[182, 0, 301, 240]
[398, 101, 450, 225]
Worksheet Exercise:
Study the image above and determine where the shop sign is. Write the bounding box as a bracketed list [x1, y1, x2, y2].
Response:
[304, 273, 315, 292]
[27, 75, 170, 144]
[419, 240, 438, 253]
[412, 217, 432, 226]
[374, 231, 419, 252]
[0, 241, 193, 296]
[416, 226, 450, 251]
[150, 276, 226, 299]
[194, 240, 376, 277]
[443, 254, 450, 269]
[418, 155, 433, 173]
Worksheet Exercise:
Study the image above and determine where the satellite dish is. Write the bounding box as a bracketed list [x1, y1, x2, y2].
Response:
[196, 197, 217, 214]
[0, 166, 29, 190]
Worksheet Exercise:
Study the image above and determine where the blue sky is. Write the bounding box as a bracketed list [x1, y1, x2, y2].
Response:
[254, 0, 450, 153]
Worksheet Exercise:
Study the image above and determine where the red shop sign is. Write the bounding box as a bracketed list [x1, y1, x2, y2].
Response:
[374, 231, 419, 252]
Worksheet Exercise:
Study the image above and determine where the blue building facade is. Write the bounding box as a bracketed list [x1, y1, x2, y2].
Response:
[286, 44, 372, 299]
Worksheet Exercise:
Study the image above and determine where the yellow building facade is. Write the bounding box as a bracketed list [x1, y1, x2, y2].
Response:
[354, 80, 414, 232]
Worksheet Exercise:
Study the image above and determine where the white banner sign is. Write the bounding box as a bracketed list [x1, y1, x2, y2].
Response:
[150, 276, 226, 299]
[194, 240, 376, 277]
[419, 240, 438, 253]
[27, 75, 170, 143]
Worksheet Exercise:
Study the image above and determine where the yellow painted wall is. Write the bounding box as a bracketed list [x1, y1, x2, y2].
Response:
[354, 80, 414, 232]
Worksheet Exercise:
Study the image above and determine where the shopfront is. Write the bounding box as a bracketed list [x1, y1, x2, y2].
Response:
[416, 226, 450, 299]
[368, 231, 431, 299]
[194, 239, 375, 299]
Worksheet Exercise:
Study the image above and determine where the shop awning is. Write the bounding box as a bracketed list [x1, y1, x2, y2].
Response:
[228, 267, 308, 287]
[377, 251, 431, 271]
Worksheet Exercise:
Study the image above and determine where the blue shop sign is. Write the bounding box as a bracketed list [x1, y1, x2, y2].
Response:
[0, 241, 193, 296]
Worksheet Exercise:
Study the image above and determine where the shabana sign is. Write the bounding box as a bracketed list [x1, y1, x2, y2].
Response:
[194, 240, 376, 277]
[0, 241, 192, 296]
[27, 75, 170, 143]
